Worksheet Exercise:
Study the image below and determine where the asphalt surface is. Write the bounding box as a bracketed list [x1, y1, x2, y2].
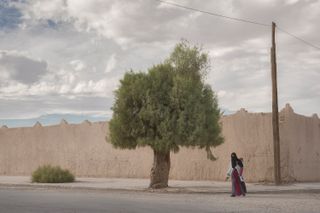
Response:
[0, 188, 320, 213]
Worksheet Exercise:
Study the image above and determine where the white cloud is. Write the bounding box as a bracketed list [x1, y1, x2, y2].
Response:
[0, 0, 319, 121]
[217, 90, 227, 98]
[285, 0, 300, 5]
[70, 59, 86, 71]
[0, 82, 28, 97]
[15, 0, 68, 22]
[0, 69, 10, 80]
[105, 54, 116, 73]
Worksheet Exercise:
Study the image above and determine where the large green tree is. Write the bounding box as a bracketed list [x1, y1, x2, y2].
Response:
[108, 41, 224, 188]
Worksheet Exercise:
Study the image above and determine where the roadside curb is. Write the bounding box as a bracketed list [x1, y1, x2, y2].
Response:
[0, 183, 145, 194]
[1, 183, 320, 195]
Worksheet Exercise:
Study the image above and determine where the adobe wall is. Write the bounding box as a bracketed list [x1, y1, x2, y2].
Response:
[0, 105, 319, 182]
[170, 109, 274, 182]
[279, 104, 320, 182]
[0, 121, 153, 178]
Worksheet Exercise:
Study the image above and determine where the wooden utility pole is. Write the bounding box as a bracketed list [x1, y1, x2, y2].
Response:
[271, 22, 281, 185]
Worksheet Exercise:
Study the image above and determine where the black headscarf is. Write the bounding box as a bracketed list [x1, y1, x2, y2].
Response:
[231, 152, 238, 168]
[231, 152, 244, 168]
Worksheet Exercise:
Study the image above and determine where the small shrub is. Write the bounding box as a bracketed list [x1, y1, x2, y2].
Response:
[32, 165, 75, 183]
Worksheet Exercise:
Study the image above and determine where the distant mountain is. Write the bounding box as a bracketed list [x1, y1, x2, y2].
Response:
[1, 108, 235, 128]
[221, 108, 235, 115]
[0, 114, 108, 128]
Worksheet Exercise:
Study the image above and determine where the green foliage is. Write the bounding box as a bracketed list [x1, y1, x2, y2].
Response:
[32, 165, 75, 183]
[167, 40, 209, 81]
[109, 40, 224, 159]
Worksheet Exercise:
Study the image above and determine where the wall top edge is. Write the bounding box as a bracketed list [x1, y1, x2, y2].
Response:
[0, 121, 107, 130]
[224, 103, 319, 120]
[1, 103, 319, 129]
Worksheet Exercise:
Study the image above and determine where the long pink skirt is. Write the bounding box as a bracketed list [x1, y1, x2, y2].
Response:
[231, 169, 244, 196]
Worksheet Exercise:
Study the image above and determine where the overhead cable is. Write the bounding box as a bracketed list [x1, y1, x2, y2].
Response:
[155, 0, 270, 27]
[277, 26, 320, 51]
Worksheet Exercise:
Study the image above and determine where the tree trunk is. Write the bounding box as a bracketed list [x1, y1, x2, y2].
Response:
[149, 150, 170, 189]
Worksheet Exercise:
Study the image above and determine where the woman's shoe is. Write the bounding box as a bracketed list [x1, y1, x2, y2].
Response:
[230, 194, 235, 197]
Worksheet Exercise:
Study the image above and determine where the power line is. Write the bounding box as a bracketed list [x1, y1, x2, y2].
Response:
[155, 0, 270, 27]
[155, 0, 320, 51]
[277, 26, 320, 51]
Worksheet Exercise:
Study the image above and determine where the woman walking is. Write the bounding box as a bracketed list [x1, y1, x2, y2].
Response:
[226, 152, 245, 197]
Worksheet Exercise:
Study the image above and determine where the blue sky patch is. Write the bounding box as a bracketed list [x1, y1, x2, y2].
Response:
[0, 0, 22, 30]
[47, 19, 57, 28]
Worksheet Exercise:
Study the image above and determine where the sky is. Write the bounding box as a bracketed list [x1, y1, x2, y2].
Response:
[0, 0, 319, 128]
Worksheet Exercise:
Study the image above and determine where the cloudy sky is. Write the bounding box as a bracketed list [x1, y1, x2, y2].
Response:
[0, 0, 319, 127]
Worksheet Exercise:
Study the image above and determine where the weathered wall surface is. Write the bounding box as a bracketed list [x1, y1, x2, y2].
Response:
[170, 109, 275, 182]
[0, 105, 319, 182]
[279, 105, 320, 182]
[0, 121, 153, 178]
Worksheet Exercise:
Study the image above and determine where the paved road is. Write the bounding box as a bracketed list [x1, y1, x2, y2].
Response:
[0, 188, 320, 213]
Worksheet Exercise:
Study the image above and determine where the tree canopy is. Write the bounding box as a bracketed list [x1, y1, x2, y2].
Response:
[109, 41, 223, 160]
